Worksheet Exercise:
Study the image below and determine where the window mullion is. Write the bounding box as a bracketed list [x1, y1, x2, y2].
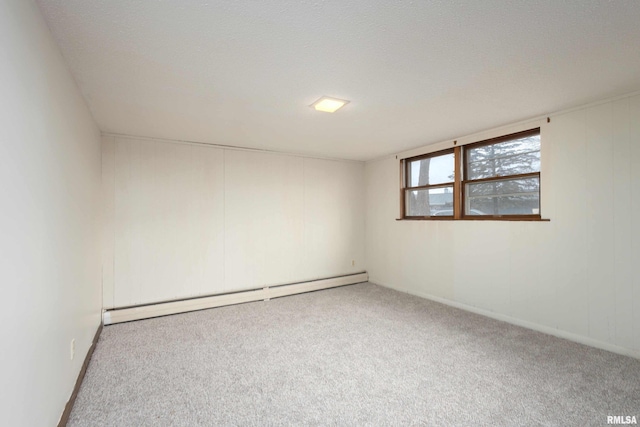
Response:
[453, 146, 462, 220]
[400, 159, 407, 218]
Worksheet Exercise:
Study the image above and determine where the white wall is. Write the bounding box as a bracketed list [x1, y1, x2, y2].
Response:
[0, 1, 102, 426]
[366, 93, 640, 357]
[102, 136, 365, 308]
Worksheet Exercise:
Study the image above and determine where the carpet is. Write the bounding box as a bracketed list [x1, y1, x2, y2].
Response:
[68, 283, 640, 426]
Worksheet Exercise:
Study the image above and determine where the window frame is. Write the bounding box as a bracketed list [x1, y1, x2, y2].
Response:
[400, 128, 543, 221]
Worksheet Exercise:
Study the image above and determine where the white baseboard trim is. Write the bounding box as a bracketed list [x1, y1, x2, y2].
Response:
[104, 272, 368, 325]
[373, 281, 640, 360]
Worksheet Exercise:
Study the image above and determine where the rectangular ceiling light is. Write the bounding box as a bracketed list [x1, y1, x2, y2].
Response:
[310, 96, 350, 113]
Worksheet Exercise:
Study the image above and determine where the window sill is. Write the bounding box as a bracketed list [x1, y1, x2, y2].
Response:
[396, 217, 550, 222]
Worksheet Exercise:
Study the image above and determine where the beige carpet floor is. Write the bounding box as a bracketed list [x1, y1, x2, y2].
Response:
[69, 282, 640, 426]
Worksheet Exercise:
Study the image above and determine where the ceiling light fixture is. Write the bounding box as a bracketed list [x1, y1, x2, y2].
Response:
[310, 96, 350, 113]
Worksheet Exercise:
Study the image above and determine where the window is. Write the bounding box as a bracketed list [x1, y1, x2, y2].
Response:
[403, 149, 455, 218]
[400, 128, 542, 220]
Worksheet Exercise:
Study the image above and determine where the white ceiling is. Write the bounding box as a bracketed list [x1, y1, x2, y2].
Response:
[36, 0, 640, 161]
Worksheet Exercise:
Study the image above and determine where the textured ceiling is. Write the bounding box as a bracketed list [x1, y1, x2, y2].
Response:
[36, 0, 640, 161]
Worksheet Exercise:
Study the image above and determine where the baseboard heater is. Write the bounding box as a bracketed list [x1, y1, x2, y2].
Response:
[103, 272, 368, 325]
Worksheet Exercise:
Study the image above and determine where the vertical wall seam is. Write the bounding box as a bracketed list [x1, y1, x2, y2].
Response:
[608, 101, 614, 342]
[99, 134, 104, 316]
[111, 138, 116, 310]
[584, 109, 591, 339]
[303, 158, 306, 276]
[630, 99, 637, 350]
[223, 149, 226, 292]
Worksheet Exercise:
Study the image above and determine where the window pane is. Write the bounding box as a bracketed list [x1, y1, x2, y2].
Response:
[465, 177, 539, 215]
[408, 153, 454, 187]
[406, 187, 454, 216]
[467, 134, 540, 180]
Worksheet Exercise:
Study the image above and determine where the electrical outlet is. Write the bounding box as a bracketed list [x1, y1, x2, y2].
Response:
[70, 339, 75, 360]
[351, 260, 355, 266]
